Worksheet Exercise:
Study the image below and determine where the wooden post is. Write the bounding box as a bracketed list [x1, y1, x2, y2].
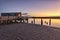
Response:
[33, 18, 35, 24]
[49, 18, 51, 26]
[27, 19, 28, 23]
[26, 18, 28, 23]
[7, 16, 9, 24]
[41, 18, 43, 25]
[0, 17, 1, 24]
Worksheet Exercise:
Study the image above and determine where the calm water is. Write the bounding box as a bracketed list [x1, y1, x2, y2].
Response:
[28, 19, 60, 28]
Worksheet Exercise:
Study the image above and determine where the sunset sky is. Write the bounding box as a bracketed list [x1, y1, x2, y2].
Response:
[0, 0, 60, 16]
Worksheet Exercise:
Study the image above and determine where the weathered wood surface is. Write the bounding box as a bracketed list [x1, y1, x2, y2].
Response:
[0, 23, 60, 40]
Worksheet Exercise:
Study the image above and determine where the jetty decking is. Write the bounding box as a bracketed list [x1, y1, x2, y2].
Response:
[0, 23, 60, 40]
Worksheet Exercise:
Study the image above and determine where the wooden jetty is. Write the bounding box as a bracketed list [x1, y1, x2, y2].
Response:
[21, 16, 60, 26]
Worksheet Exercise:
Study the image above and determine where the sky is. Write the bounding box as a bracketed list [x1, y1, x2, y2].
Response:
[0, 0, 60, 16]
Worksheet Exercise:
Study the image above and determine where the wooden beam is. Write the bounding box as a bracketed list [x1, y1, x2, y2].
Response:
[33, 18, 35, 24]
[28, 16, 60, 19]
[49, 18, 51, 26]
[41, 18, 43, 25]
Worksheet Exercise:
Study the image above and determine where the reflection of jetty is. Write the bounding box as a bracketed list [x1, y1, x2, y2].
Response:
[0, 12, 60, 26]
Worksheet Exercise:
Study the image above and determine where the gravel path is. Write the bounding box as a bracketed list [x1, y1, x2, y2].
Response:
[0, 23, 60, 40]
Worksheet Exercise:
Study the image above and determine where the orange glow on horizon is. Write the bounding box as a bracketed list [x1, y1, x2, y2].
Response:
[28, 13, 60, 17]
[28, 4, 60, 17]
[28, 10, 60, 17]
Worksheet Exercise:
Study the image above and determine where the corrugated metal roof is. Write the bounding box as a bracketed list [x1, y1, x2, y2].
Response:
[1, 12, 21, 16]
